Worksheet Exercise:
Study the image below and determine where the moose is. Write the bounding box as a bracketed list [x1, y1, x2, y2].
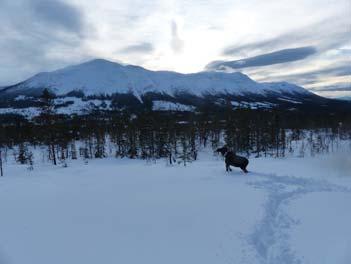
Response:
[216, 146, 249, 173]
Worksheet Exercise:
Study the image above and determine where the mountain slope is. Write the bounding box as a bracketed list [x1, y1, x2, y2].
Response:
[1, 59, 350, 115]
[1, 59, 311, 98]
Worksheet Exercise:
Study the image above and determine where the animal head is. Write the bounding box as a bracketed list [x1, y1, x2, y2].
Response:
[216, 146, 229, 156]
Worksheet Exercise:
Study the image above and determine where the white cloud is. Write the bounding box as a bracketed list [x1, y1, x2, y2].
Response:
[0, 0, 349, 98]
[170, 20, 184, 53]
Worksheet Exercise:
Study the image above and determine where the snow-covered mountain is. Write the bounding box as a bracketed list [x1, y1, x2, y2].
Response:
[337, 96, 351, 101]
[1, 59, 311, 97]
[0, 59, 350, 116]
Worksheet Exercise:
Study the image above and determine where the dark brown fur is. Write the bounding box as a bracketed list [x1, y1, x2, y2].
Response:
[224, 151, 249, 173]
[216, 146, 229, 157]
[216, 147, 249, 173]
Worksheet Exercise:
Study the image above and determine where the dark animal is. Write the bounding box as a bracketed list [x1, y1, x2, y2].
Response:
[216, 146, 229, 157]
[216, 146, 249, 173]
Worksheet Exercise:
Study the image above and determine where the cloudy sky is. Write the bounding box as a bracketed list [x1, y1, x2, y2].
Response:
[0, 0, 350, 97]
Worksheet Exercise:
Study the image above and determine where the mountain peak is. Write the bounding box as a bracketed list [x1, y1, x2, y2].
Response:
[85, 58, 119, 65]
[72, 58, 124, 68]
[1, 59, 315, 98]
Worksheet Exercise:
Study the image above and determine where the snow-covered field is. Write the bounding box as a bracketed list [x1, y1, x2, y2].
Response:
[0, 151, 350, 264]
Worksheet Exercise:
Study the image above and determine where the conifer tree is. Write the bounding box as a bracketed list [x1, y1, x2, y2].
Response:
[0, 148, 3, 177]
[38, 88, 58, 165]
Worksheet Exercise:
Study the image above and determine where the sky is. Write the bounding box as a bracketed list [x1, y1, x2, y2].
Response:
[0, 0, 350, 97]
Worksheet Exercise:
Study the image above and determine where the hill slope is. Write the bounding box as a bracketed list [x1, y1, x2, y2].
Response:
[1, 59, 311, 97]
[0, 59, 350, 114]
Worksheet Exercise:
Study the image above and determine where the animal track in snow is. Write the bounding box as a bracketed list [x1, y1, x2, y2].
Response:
[246, 172, 351, 264]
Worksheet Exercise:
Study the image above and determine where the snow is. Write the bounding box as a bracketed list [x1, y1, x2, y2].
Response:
[54, 97, 112, 115]
[337, 96, 351, 101]
[0, 107, 40, 117]
[14, 95, 31, 101]
[6, 59, 314, 97]
[231, 101, 276, 109]
[278, 98, 303, 104]
[0, 155, 265, 264]
[0, 148, 350, 264]
[288, 192, 351, 264]
[262, 82, 311, 95]
[0, 98, 112, 118]
[152, 100, 196, 111]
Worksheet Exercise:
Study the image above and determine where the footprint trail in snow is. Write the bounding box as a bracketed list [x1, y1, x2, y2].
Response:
[244, 171, 351, 264]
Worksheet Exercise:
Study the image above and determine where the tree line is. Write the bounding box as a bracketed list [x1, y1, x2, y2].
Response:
[0, 89, 350, 175]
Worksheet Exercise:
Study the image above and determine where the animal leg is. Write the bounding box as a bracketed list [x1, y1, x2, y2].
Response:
[241, 166, 248, 173]
[243, 160, 249, 173]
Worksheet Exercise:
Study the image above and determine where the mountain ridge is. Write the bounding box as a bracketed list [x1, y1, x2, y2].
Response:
[1, 59, 350, 116]
[1, 58, 312, 98]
